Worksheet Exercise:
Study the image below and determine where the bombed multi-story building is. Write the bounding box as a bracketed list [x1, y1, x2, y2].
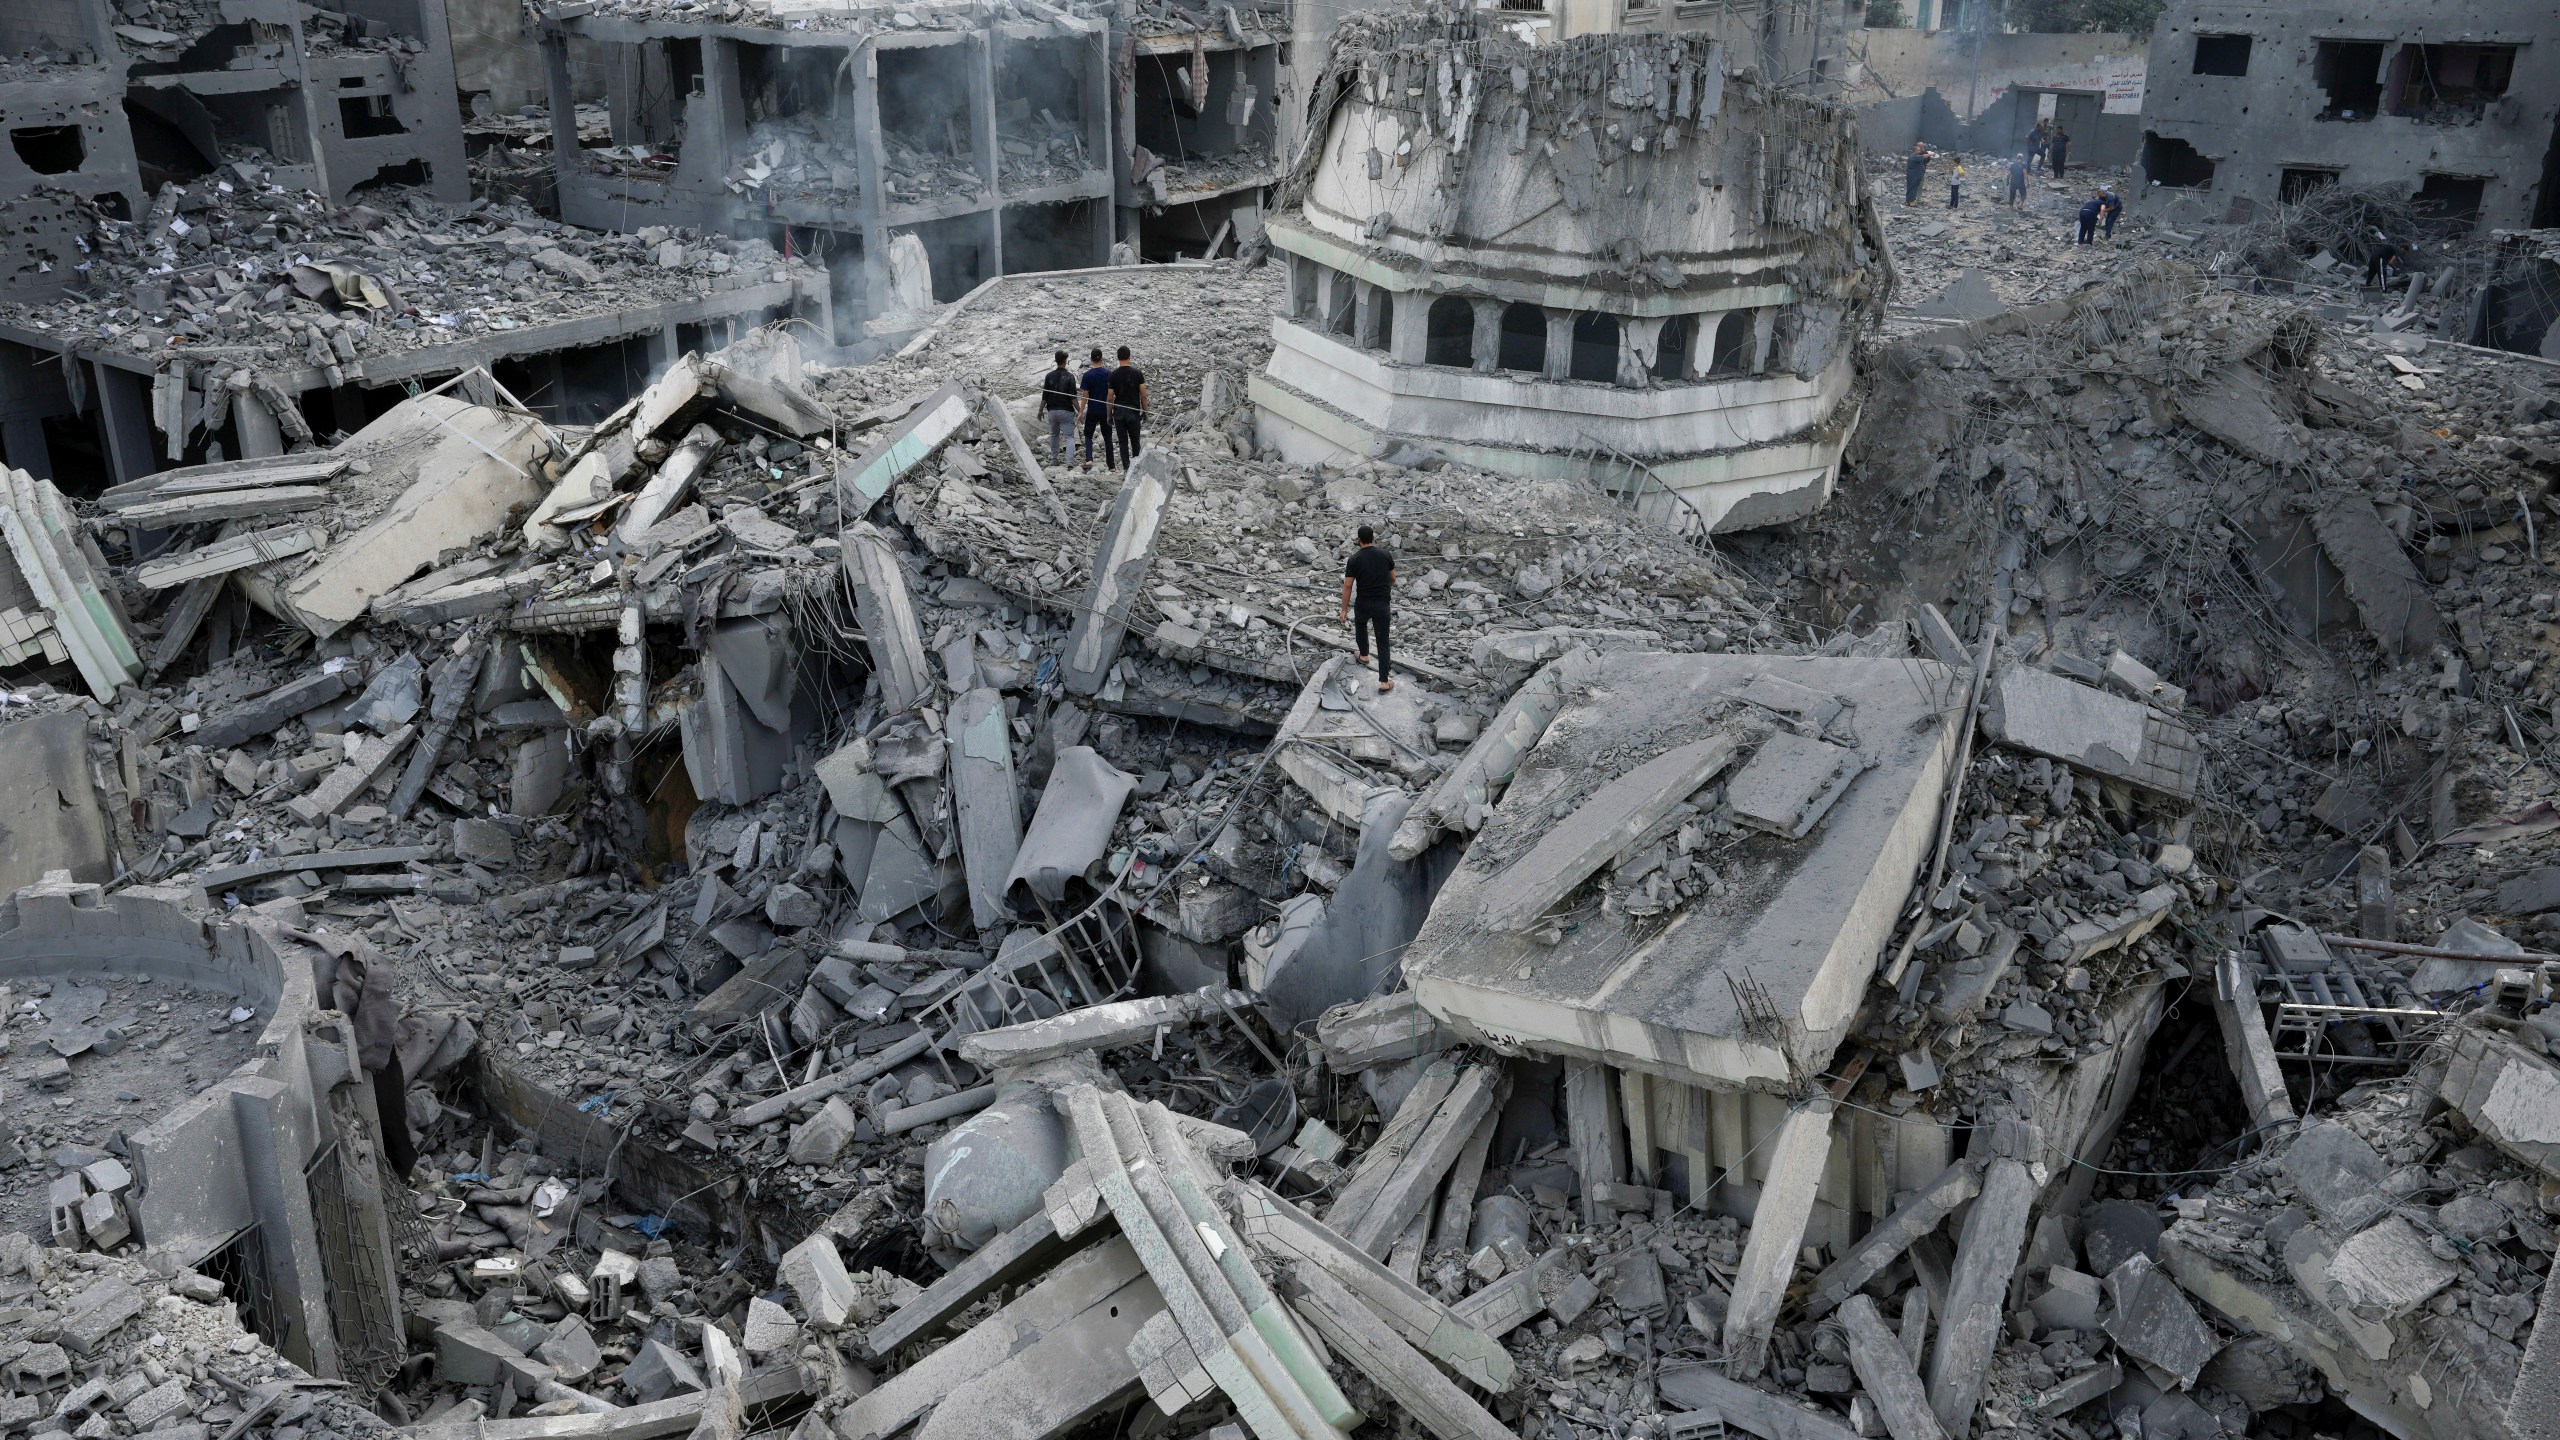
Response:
[537, 0, 1286, 348]
[1250, 10, 1888, 535]
[2134, 0, 2560, 230]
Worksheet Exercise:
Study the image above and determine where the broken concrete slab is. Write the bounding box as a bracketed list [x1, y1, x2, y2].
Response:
[2279, 1120, 2393, 1231]
[1062, 450, 1173, 697]
[285, 723, 417, 824]
[1980, 665, 2202, 801]
[2308, 498, 2447, 665]
[956, 987, 1253, 1069]
[0, 711, 112, 896]
[271, 396, 550, 638]
[1482, 734, 1741, 933]
[2100, 1252, 2220, 1386]
[843, 522, 933, 714]
[1724, 1097, 1835, 1378]
[1726, 730, 1864, 839]
[2323, 1215, 2459, 1317]
[947, 688, 1024, 932]
[836, 380, 974, 516]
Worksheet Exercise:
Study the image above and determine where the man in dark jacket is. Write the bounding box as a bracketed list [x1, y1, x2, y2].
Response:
[2048, 126, 2071, 178]
[1108, 346, 1148, 467]
[1077, 347, 1114, 470]
[1040, 351, 1079, 465]
[1903, 141, 1935, 206]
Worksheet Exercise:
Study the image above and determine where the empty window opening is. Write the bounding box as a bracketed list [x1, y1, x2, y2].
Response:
[878, 46, 981, 195]
[1366, 290, 1393, 352]
[1569, 313, 1619, 383]
[1498, 302, 1546, 374]
[1324, 273, 1356, 338]
[1651, 314, 1694, 381]
[2279, 167, 2340, 204]
[2313, 41, 2385, 121]
[2141, 134, 2216, 189]
[338, 95, 407, 138]
[2413, 173, 2486, 230]
[10, 126, 84, 175]
[1425, 296, 1474, 367]
[2395, 44, 2517, 120]
[350, 159, 429, 196]
[2191, 34, 2250, 77]
[1289, 255, 1317, 319]
[1708, 310, 1754, 376]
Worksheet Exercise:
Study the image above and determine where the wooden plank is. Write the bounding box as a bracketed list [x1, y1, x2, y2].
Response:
[112, 485, 330, 527]
[134, 524, 324, 589]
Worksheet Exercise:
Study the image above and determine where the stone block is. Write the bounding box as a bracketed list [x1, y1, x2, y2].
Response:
[789, 1097, 859, 1165]
[1981, 665, 2201, 800]
[2278, 1121, 2391, 1231]
[452, 818, 516, 867]
[2029, 1267, 2100, 1333]
[2324, 1215, 2458, 1316]
[780, 1233, 858, 1330]
[1726, 731, 1864, 840]
[2100, 1254, 2218, 1386]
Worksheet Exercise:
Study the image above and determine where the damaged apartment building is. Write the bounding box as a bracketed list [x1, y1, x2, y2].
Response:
[1250, 11, 1889, 536]
[1, 8, 2560, 1440]
[2132, 0, 2560, 230]
[534, 0, 1285, 344]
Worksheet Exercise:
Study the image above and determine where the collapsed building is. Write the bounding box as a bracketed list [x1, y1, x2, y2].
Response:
[1250, 12, 1890, 536]
[0, 5, 2559, 1440]
[0, 0, 469, 234]
[2132, 0, 2560, 230]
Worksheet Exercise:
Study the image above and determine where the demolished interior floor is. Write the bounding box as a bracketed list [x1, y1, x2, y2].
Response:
[4, 91, 2560, 1440]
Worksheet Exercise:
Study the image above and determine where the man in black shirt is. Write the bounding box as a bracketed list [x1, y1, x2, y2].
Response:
[1040, 350, 1079, 465]
[1078, 347, 1115, 470]
[1339, 525, 1397, 692]
[1108, 345, 1148, 467]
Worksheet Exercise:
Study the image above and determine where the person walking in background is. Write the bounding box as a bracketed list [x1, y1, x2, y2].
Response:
[2027, 119, 2052, 169]
[1108, 345, 1148, 468]
[1339, 525, 1397, 692]
[1040, 350, 1079, 466]
[2048, 125, 2071, 178]
[1077, 346, 1114, 470]
[1903, 141, 1935, 206]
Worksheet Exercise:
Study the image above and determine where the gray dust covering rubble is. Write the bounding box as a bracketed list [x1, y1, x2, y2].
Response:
[1, 5, 2559, 1440]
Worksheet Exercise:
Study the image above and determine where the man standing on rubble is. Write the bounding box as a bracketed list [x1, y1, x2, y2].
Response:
[1078, 346, 1115, 470]
[2048, 125, 2071, 178]
[1109, 345, 1148, 467]
[1903, 140, 1935, 206]
[2006, 152, 2031, 209]
[1041, 350, 1080, 466]
[1340, 526, 1397, 693]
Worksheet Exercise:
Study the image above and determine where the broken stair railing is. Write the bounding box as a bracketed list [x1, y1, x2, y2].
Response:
[2250, 926, 2442, 1068]
[913, 903, 1146, 1046]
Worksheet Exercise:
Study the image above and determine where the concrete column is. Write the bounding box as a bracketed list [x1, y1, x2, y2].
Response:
[1542, 308, 1573, 382]
[605, 39, 643, 145]
[1838, 1294, 1947, 1440]
[233, 385, 284, 458]
[1723, 1096, 1835, 1378]
[93, 362, 159, 485]
[1925, 1154, 2035, 1437]
[1354, 283, 1382, 351]
[1563, 1060, 1621, 1225]
[1621, 315, 1663, 388]
[542, 31, 581, 174]
[852, 42, 889, 321]
[230, 1078, 340, 1379]
[2, 418, 52, 479]
[1388, 290, 1431, 365]
[647, 322, 679, 379]
[1750, 307, 1777, 373]
[2212, 953, 2293, 1131]
[1469, 298, 1502, 374]
[972, 35, 1004, 273]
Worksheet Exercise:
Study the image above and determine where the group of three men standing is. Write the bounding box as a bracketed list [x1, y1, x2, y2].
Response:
[1040, 348, 1149, 471]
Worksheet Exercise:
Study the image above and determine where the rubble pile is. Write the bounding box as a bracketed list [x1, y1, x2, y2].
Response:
[0, 1236, 397, 1440]
[0, 180, 813, 390]
[6, 8, 2560, 1440]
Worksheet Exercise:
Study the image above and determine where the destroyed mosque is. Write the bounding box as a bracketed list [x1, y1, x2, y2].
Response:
[1, 5, 2559, 1440]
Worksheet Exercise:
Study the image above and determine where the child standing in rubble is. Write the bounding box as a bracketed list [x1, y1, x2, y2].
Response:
[1948, 159, 1967, 208]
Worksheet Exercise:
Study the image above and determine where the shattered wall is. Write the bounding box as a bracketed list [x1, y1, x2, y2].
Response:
[1250, 6, 1892, 534]
[2134, 1, 2560, 230]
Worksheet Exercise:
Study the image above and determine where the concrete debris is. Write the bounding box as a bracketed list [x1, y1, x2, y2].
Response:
[2, 10, 2557, 1440]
